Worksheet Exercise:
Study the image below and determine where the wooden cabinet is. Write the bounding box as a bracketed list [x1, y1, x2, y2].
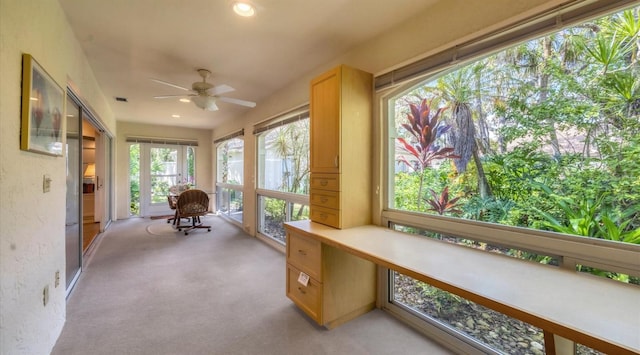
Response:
[309, 65, 373, 229]
[285, 224, 376, 329]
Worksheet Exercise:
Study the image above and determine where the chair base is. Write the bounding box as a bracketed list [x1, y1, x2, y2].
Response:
[177, 216, 211, 235]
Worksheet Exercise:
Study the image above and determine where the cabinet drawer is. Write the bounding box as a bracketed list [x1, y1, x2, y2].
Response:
[287, 231, 321, 279]
[310, 189, 340, 209]
[310, 173, 340, 191]
[311, 205, 340, 229]
[287, 264, 321, 323]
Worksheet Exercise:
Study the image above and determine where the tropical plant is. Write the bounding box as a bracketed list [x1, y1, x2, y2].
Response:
[129, 144, 140, 215]
[437, 65, 493, 198]
[397, 99, 457, 208]
[425, 186, 462, 215]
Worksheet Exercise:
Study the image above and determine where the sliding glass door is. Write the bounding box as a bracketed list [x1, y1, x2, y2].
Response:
[65, 96, 82, 292]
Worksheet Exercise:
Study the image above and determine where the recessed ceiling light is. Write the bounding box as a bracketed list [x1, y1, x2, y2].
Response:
[179, 98, 191, 103]
[172, 114, 180, 118]
[233, 2, 255, 17]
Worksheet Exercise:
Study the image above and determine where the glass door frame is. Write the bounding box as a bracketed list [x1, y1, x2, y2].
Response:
[65, 93, 83, 296]
[139, 144, 196, 217]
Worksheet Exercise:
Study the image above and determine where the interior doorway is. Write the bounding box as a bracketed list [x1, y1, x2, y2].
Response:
[64, 90, 113, 295]
[81, 122, 100, 251]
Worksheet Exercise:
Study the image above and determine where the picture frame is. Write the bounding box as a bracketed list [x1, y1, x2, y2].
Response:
[20, 53, 65, 156]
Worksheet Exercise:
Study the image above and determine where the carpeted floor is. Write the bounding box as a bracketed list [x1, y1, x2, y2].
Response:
[52, 216, 454, 355]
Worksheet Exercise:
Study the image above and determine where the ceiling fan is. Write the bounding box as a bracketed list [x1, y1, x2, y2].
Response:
[152, 69, 256, 111]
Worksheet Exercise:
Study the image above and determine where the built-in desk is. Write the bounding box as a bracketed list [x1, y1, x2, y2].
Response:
[284, 220, 640, 355]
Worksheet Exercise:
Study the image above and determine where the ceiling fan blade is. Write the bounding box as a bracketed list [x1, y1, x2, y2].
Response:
[217, 96, 256, 108]
[150, 78, 190, 91]
[153, 94, 193, 99]
[208, 84, 235, 96]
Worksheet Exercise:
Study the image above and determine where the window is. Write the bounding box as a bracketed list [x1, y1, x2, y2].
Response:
[255, 109, 310, 244]
[383, 5, 638, 354]
[216, 134, 244, 223]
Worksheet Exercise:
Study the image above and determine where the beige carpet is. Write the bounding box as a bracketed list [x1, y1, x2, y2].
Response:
[52, 216, 453, 355]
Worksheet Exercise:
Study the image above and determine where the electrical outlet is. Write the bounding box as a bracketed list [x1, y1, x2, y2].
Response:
[43, 174, 51, 193]
[43, 285, 49, 306]
[55, 271, 60, 288]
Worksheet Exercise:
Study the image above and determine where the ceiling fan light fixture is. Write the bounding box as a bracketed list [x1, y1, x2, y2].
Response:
[192, 95, 218, 111]
[233, 2, 255, 17]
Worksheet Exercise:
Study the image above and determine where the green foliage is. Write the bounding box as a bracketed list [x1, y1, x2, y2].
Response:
[391, 9, 640, 286]
[264, 198, 286, 223]
[417, 282, 470, 316]
[534, 184, 640, 244]
[462, 196, 515, 224]
[129, 144, 140, 216]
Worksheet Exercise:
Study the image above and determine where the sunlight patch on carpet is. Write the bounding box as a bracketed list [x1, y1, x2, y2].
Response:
[145, 220, 180, 237]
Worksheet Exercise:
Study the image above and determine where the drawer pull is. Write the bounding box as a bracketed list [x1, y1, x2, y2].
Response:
[298, 287, 306, 294]
[321, 197, 328, 203]
[320, 180, 328, 186]
[297, 249, 307, 255]
[320, 213, 327, 220]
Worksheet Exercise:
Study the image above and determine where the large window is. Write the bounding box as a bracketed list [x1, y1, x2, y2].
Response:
[216, 135, 244, 223]
[255, 109, 310, 244]
[384, 6, 638, 354]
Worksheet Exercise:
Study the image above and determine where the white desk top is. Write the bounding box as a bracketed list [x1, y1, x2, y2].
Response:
[285, 220, 640, 355]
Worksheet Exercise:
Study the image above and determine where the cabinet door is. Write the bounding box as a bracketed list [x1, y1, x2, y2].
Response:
[310, 67, 340, 173]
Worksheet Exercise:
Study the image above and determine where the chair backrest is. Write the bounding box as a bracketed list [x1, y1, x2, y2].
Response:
[176, 189, 209, 216]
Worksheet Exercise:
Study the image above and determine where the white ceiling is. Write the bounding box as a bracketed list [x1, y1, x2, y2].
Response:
[59, 0, 439, 129]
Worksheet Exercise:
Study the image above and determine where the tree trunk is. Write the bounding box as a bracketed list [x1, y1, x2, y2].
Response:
[540, 37, 562, 158]
[473, 146, 492, 199]
[451, 103, 475, 173]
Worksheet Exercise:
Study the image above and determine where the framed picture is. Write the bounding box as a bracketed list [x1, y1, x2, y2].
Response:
[20, 53, 65, 156]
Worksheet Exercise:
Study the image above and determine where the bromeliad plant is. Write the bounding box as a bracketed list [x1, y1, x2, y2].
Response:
[397, 99, 458, 208]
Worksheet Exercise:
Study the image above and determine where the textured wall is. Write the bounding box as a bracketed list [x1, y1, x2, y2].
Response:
[0, 0, 114, 354]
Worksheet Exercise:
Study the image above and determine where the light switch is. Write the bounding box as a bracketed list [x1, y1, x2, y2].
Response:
[43, 174, 51, 193]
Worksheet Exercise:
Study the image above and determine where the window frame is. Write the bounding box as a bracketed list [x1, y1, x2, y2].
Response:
[377, 2, 640, 352]
[254, 107, 311, 247]
[215, 134, 245, 224]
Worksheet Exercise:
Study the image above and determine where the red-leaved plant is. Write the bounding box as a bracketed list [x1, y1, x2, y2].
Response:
[397, 99, 458, 208]
[425, 186, 462, 215]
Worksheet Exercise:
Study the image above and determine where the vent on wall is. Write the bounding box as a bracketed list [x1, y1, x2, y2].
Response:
[115, 97, 128, 102]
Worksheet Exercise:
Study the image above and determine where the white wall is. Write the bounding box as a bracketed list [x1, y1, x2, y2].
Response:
[0, 0, 115, 354]
[211, 0, 570, 237]
[115, 122, 213, 219]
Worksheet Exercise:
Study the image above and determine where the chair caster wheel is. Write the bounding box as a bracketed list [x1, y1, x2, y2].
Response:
[208, 228, 211, 231]
[184, 232, 189, 235]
